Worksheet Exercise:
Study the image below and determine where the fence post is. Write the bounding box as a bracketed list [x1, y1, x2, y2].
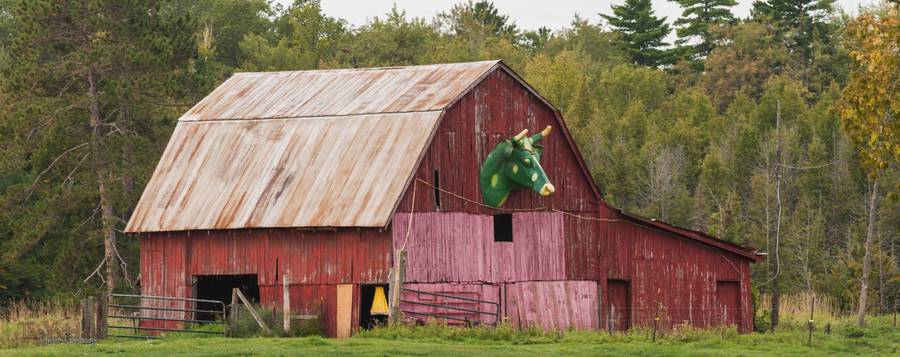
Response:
[81, 296, 95, 339]
[652, 301, 659, 342]
[807, 295, 815, 347]
[389, 250, 407, 325]
[95, 293, 107, 340]
[230, 288, 238, 334]
[283, 273, 291, 335]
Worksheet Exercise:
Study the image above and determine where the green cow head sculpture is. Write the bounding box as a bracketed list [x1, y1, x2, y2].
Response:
[479, 126, 556, 207]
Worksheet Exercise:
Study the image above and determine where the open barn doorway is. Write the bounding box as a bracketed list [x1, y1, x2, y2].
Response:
[359, 284, 389, 329]
[193, 274, 259, 321]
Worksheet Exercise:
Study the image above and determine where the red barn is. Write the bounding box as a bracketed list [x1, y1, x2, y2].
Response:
[126, 60, 761, 337]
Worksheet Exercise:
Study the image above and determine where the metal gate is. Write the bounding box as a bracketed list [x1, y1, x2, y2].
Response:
[400, 287, 501, 326]
[106, 294, 227, 339]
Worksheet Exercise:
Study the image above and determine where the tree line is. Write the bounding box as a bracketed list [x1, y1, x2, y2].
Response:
[0, 0, 896, 329]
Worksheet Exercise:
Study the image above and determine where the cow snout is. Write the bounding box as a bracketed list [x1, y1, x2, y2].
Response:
[539, 183, 555, 196]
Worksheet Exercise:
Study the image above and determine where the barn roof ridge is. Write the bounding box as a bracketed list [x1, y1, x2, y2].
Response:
[232, 59, 501, 75]
[177, 109, 444, 122]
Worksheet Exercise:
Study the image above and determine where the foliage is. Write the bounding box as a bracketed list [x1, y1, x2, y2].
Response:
[837, 5, 899, 175]
[600, 0, 675, 67]
[672, 0, 737, 63]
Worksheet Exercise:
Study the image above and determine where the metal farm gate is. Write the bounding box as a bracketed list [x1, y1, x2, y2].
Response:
[106, 294, 227, 339]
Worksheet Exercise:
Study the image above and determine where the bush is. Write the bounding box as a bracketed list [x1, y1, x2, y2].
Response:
[841, 324, 866, 338]
[227, 303, 323, 338]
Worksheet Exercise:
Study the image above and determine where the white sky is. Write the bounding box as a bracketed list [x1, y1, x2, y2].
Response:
[300, 0, 879, 41]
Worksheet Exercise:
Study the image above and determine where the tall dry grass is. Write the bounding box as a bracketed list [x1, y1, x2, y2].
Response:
[0, 299, 81, 348]
[757, 291, 842, 328]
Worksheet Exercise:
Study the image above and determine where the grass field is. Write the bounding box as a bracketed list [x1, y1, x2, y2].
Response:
[2, 316, 897, 356]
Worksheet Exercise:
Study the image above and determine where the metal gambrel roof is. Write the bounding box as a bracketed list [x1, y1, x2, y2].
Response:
[125, 61, 500, 232]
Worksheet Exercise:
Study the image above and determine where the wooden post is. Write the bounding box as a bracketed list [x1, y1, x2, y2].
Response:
[229, 287, 239, 334]
[652, 300, 659, 342]
[95, 294, 107, 340]
[282, 273, 290, 335]
[807, 295, 815, 347]
[388, 250, 407, 325]
[81, 296, 95, 339]
[235, 288, 271, 334]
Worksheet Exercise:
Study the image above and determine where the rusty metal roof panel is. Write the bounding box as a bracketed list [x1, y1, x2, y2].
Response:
[180, 60, 499, 121]
[125, 111, 443, 232]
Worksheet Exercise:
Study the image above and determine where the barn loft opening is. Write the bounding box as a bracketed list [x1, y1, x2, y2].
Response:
[433, 169, 441, 209]
[493, 213, 513, 242]
[359, 284, 389, 329]
[194, 274, 259, 321]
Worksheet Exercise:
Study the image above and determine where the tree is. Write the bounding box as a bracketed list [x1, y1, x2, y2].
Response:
[601, 0, 675, 67]
[752, 0, 836, 61]
[239, 0, 347, 71]
[438, 0, 519, 43]
[1, 0, 209, 298]
[673, 0, 737, 62]
[836, 5, 898, 327]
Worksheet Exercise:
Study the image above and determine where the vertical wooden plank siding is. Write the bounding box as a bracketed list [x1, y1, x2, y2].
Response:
[600, 212, 754, 333]
[392, 212, 565, 283]
[139, 228, 391, 336]
[395, 69, 600, 214]
[504, 281, 599, 330]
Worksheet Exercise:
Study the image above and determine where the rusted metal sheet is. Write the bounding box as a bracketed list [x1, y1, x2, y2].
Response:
[505, 280, 599, 330]
[392, 212, 565, 283]
[600, 211, 755, 333]
[180, 61, 499, 121]
[126, 111, 441, 232]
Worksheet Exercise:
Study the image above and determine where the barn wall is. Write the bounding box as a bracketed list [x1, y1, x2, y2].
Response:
[600, 215, 754, 333]
[392, 212, 566, 283]
[395, 69, 600, 214]
[139, 228, 392, 336]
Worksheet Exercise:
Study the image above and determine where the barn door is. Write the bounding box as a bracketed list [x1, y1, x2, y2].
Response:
[716, 281, 741, 329]
[606, 280, 630, 332]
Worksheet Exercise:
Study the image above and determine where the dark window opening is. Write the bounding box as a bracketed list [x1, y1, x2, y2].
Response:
[493, 213, 513, 242]
[433, 169, 441, 209]
[359, 284, 389, 329]
[194, 274, 259, 321]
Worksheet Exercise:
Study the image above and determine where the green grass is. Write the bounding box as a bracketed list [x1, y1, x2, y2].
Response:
[1, 316, 897, 356]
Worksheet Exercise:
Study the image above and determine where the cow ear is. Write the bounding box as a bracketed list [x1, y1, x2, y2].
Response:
[534, 144, 544, 158]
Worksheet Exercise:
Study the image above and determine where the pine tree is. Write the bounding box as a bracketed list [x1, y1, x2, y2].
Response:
[673, 0, 737, 62]
[752, 0, 835, 61]
[601, 0, 675, 67]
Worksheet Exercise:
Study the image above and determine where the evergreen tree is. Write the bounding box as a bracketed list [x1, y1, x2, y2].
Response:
[601, 0, 675, 67]
[752, 0, 836, 61]
[673, 0, 737, 62]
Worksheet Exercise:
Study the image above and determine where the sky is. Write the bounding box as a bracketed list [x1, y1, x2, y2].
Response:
[302, 0, 879, 37]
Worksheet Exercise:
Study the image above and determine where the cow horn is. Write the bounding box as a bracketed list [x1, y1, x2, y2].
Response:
[513, 129, 529, 141]
[541, 125, 552, 137]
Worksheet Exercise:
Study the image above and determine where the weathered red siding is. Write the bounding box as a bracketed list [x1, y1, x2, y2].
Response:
[599, 212, 755, 333]
[504, 280, 599, 330]
[139, 228, 391, 336]
[395, 69, 601, 214]
[393, 212, 565, 283]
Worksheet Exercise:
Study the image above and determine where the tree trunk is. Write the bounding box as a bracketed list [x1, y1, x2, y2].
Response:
[857, 178, 878, 327]
[770, 99, 783, 331]
[88, 67, 117, 297]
